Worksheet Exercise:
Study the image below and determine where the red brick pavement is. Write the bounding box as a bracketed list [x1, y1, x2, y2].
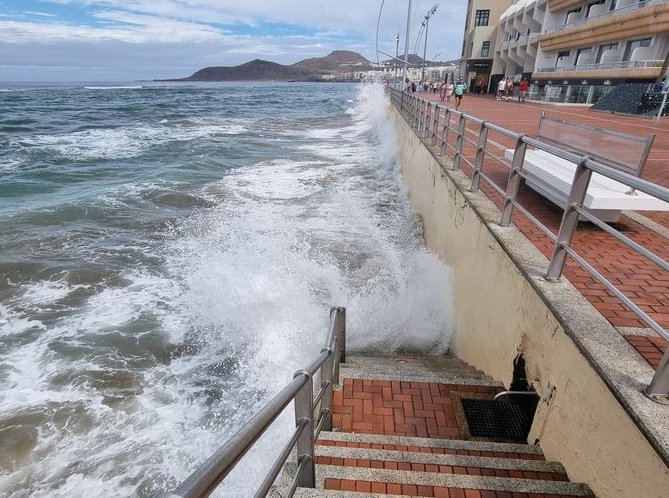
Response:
[322, 377, 582, 497]
[332, 378, 498, 438]
[410, 91, 669, 367]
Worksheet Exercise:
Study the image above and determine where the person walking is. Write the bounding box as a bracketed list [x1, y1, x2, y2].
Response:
[439, 80, 447, 102]
[518, 77, 529, 103]
[496, 78, 506, 101]
[454, 79, 466, 110]
[446, 81, 454, 103]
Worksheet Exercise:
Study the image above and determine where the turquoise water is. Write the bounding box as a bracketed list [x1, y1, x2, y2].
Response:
[0, 82, 454, 497]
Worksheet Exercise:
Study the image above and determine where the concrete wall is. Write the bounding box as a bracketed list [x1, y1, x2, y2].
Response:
[391, 106, 669, 498]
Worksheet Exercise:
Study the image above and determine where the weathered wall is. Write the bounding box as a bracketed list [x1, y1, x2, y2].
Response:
[391, 107, 669, 498]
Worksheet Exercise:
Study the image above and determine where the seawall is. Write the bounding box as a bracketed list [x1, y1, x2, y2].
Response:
[390, 104, 669, 497]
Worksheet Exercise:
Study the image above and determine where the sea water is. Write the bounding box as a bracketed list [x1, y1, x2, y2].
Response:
[0, 81, 455, 497]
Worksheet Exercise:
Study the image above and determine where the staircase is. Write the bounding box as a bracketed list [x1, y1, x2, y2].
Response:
[293, 355, 594, 498]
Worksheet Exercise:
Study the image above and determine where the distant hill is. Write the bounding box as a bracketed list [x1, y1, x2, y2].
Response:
[167, 51, 370, 82]
[292, 50, 371, 71]
[178, 59, 317, 82]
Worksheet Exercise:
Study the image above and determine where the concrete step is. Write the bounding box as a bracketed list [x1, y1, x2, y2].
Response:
[340, 355, 500, 387]
[314, 446, 567, 479]
[311, 465, 593, 496]
[317, 431, 544, 460]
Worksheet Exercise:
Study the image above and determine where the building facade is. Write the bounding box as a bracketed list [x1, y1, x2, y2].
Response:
[485, 0, 669, 102]
[460, 0, 516, 93]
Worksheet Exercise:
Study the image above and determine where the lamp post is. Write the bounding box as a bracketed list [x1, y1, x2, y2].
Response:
[395, 34, 400, 86]
[402, 0, 412, 87]
[421, 4, 439, 82]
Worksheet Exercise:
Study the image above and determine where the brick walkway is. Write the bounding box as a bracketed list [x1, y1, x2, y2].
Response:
[411, 91, 668, 368]
[318, 376, 589, 497]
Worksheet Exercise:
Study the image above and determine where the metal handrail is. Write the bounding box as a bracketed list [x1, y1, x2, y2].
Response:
[390, 89, 669, 403]
[154, 307, 346, 498]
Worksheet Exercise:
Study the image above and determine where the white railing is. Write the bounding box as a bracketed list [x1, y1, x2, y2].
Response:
[537, 60, 663, 72]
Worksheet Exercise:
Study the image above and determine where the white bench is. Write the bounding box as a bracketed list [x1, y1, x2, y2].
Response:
[505, 115, 668, 222]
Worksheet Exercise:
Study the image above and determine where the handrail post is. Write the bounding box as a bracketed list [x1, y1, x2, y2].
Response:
[546, 158, 592, 281]
[293, 370, 315, 488]
[501, 135, 527, 226]
[645, 350, 669, 404]
[471, 121, 489, 192]
[431, 106, 440, 145]
[336, 307, 346, 371]
[321, 349, 334, 431]
[425, 102, 432, 137]
[453, 114, 466, 171]
[440, 109, 451, 156]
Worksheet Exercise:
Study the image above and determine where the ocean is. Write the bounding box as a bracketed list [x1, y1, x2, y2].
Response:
[0, 81, 455, 497]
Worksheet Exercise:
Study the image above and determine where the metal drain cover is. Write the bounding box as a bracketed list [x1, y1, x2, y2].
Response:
[461, 399, 530, 440]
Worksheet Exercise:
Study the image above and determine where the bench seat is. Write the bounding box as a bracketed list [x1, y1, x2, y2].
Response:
[504, 149, 669, 222]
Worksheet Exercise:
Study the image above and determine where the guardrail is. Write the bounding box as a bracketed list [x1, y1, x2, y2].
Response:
[389, 88, 669, 403]
[536, 60, 663, 73]
[153, 307, 346, 498]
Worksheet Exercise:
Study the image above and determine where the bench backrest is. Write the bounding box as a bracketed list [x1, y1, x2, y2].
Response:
[536, 114, 655, 177]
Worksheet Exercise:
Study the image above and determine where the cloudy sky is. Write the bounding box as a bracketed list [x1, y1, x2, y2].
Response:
[0, 0, 467, 82]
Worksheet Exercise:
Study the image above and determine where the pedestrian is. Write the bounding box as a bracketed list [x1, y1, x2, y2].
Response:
[496, 78, 506, 100]
[446, 81, 454, 103]
[505, 77, 514, 101]
[439, 80, 447, 102]
[518, 77, 529, 103]
[454, 79, 465, 110]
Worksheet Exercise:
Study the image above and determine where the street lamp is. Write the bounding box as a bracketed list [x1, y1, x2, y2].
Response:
[421, 4, 439, 82]
[395, 34, 400, 85]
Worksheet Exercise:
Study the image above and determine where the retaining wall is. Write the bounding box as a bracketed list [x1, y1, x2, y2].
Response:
[391, 106, 669, 498]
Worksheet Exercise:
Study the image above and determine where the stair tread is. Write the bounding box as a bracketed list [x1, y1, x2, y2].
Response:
[340, 355, 500, 386]
[315, 446, 565, 474]
[314, 466, 593, 496]
[317, 432, 544, 455]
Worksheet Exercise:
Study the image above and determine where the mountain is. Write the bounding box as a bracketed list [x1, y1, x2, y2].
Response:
[167, 51, 372, 82]
[292, 50, 371, 71]
[178, 59, 318, 82]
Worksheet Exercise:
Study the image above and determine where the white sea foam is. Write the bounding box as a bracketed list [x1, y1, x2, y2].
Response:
[16, 119, 248, 161]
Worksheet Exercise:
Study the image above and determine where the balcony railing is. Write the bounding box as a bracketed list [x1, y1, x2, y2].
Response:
[544, 0, 669, 34]
[537, 59, 663, 72]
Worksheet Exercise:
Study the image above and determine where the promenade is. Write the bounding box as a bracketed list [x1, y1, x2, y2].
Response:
[410, 90, 668, 370]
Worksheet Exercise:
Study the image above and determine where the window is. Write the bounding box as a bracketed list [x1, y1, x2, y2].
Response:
[575, 47, 593, 65]
[556, 50, 571, 65]
[587, 0, 605, 16]
[475, 10, 490, 26]
[623, 38, 651, 60]
[481, 41, 490, 58]
[596, 42, 618, 63]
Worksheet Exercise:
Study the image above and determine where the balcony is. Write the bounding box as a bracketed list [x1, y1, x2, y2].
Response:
[536, 60, 663, 72]
[545, 0, 669, 35]
[540, 0, 669, 51]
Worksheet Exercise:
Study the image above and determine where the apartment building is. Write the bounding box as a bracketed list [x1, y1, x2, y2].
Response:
[460, 0, 516, 93]
[489, 0, 669, 103]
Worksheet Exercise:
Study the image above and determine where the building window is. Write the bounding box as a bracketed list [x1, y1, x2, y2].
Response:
[475, 10, 490, 26]
[586, 0, 605, 16]
[481, 41, 490, 57]
[596, 42, 618, 63]
[575, 47, 593, 65]
[556, 50, 571, 65]
[623, 38, 651, 61]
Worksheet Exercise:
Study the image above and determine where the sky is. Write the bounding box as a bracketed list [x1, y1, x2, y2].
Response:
[0, 0, 467, 82]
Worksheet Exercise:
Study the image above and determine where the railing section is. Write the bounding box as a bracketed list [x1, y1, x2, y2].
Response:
[154, 307, 347, 498]
[390, 88, 669, 403]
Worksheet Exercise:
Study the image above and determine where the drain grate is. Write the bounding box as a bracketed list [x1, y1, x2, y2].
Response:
[461, 399, 530, 440]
